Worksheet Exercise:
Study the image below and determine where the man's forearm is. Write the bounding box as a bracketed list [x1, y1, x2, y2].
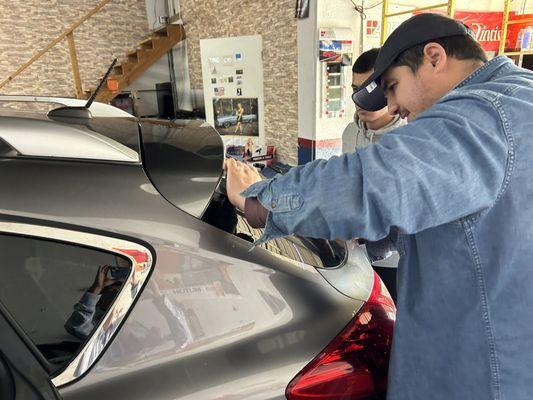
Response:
[244, 197, 268, 228]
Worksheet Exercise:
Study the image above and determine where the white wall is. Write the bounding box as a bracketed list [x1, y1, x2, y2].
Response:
[315, 0, 360, 146]
[297, 0, 318, 142]
[145, 0, 169, 30]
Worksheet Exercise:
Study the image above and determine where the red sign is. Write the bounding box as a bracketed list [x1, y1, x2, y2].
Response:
[367, 20, 379, 36]
[414, 10, 516, 52]
[455, 11, 516, 52]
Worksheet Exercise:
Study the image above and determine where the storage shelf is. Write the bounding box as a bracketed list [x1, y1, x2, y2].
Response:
[504, 50, 533, 56]
[507, 17, 533, 25]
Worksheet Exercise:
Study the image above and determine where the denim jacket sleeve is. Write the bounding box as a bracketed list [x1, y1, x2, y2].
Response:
[65, 292, 100, 339]
[242, 94, 508, 244]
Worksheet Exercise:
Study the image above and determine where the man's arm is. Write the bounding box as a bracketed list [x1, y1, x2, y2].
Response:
[227, 94, 508, 243]
[65, 265, 115, 339]
[65, 292, 100, 339]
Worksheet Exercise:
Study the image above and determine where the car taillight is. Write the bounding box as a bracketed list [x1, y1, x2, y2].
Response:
[286, 272, 396, 400]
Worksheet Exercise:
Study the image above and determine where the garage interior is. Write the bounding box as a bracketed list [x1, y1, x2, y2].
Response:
[0, 1, 532, 399]
[0, 0, 531, 166]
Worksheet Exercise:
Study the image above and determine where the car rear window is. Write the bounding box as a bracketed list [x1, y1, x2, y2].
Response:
[140, 119, 224, 218]
[236, 215, 346, 269]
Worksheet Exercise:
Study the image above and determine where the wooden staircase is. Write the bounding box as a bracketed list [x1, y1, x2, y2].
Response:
[89, 24, 186, 103]
[0, 0, 186, 105]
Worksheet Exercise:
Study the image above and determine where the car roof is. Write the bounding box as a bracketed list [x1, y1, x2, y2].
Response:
[0, 109, 140, 163]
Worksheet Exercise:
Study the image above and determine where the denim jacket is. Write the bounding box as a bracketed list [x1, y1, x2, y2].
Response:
[242, 56, 533, 400]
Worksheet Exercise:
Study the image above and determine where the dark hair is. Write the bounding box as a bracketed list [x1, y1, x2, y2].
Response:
[352, 48, 380, 74]
[391, 35, 487, 72]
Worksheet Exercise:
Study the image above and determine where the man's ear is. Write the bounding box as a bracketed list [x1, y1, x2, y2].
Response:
[423, 42, 447, 71]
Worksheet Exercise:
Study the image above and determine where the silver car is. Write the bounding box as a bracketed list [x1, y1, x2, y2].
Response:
[0, 97, 395, 400]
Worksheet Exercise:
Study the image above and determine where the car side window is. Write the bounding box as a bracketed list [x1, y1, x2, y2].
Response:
[0, 233, 131, 372]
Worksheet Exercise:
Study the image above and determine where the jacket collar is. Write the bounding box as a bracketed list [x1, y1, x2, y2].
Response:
[456, 56, 513, 89]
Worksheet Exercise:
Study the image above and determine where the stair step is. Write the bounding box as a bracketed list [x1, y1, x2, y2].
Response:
[108, 74, 123, 81]
[139, 37, 156, 49]
[89, 24, 185, 104]
[127, 48, 142, 62]
[113, 64, 125, 75]
[153, 25, 169, 37]
[127, 50, 138, 62]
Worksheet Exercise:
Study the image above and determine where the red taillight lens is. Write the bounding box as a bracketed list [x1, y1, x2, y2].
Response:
[113, 248, 150, 264]
[286, 272, 396, 400]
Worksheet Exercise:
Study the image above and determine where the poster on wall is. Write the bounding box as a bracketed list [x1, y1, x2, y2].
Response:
[200, 35, 265, 150]
[212, 98, 259, 136]
[319, 40, 353, 65]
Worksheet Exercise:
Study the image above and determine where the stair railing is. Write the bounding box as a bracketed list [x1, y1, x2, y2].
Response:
[0, 0, 111, 99]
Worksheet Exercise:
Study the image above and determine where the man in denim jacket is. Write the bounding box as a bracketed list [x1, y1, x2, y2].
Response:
[226, 13, 533, 400]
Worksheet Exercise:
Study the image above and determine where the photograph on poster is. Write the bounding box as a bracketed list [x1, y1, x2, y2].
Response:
[237, 88, 242, 96]
[228, 76, 234, 83]
[222, 55, 234, 66]
[214, 87, 225, 96]
[236, 69, 244, 75]
[319, 40, 353, 66]
[213, 98, 259, 136]
[211, 78, 217, 84]
[225, 137, 255, 160]
[236, 53, 243, 61]
[208, 57, 220, 75]
[236, 78, 243, 86]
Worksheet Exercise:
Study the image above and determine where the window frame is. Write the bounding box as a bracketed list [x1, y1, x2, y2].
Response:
[0, 221, 154, 388]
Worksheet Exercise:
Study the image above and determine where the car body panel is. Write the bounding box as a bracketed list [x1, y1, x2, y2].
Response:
[0, 157, 368, 399]
[0, 95, 134, 118]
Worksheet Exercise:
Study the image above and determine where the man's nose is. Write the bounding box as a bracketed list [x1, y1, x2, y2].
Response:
[387, 98, 399, 116]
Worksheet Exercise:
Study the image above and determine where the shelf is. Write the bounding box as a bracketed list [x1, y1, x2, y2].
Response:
[504, 50, 533, 56]
[507, 17, 533, 25]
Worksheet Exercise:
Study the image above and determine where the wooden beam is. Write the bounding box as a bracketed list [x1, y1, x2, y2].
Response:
[66, 32, 84, 99]
[0, 0, 111, 90]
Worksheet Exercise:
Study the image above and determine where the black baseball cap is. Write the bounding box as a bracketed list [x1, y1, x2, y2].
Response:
[352, 13, 475, 111]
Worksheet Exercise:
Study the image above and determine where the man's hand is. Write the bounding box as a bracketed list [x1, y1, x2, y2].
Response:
[224, 158, 262, 212]
[88, 265, 117, 295]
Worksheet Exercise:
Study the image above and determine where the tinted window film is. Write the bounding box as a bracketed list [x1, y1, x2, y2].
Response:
[0, 234, 131, 372]
[236, 216, 346, 268]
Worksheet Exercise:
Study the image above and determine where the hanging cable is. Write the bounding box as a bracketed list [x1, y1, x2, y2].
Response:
[349, 0, 383, 20]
